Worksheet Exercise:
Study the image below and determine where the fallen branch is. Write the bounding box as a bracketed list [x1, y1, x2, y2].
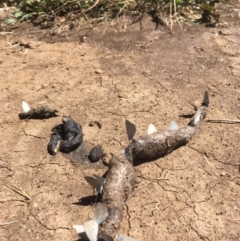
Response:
[206, 119, 240, 124]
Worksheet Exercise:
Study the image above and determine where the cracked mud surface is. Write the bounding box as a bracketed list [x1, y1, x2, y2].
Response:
[1, 4, 240, 241]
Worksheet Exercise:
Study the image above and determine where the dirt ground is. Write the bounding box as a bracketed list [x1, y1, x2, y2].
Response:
[0, 3, 240, 241]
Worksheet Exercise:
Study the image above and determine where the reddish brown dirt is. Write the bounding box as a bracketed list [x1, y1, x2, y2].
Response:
[0, 3, 240, 241]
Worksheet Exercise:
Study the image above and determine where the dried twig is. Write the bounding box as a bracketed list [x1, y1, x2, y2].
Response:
[173, 0, 177, 15]
[206, 119, 240, 124]
[169, 0, 173, 30]
[53, 0, 78, 15]
[82, 0, 99, 13]
[176, 15, 183, 33]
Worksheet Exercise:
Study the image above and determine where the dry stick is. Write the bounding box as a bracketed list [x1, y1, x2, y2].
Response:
[169, 0, 183, 33]
[206, 119, 240, 124]
[82, 0, 99, 13]
[103, 3, 128, 33]
[173, 0, 183, 33]
[76, 0, 104, 34]
[170, 0, 173, 30]
[53, 0, 77, 15]
[173, 0, 177, 14]
[115, 3, 127, 19]
[115, 4, 128, 29]
[176, 15, 184, 33]
[76, 0, 93, 30]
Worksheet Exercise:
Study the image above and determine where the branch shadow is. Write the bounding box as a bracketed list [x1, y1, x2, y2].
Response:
[72, 195, 97, 206]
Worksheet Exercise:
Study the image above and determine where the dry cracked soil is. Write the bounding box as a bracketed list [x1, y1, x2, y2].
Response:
[0, 2, 240, 241]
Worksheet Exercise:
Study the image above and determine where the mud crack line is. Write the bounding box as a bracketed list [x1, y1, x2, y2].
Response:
[190, 224, 210, 241]
[29, 211, 70, 231]
[125, 203, 132, 233]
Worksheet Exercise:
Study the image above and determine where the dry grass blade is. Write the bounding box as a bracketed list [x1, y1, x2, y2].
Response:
[0, 221, 18, 226]
[203, 154, 212, 166]
[206, 119, 240, 124]
[3, 180, 31, 200]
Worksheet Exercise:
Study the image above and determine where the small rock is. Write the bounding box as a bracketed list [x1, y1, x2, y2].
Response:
[95, 69, 103, 74]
